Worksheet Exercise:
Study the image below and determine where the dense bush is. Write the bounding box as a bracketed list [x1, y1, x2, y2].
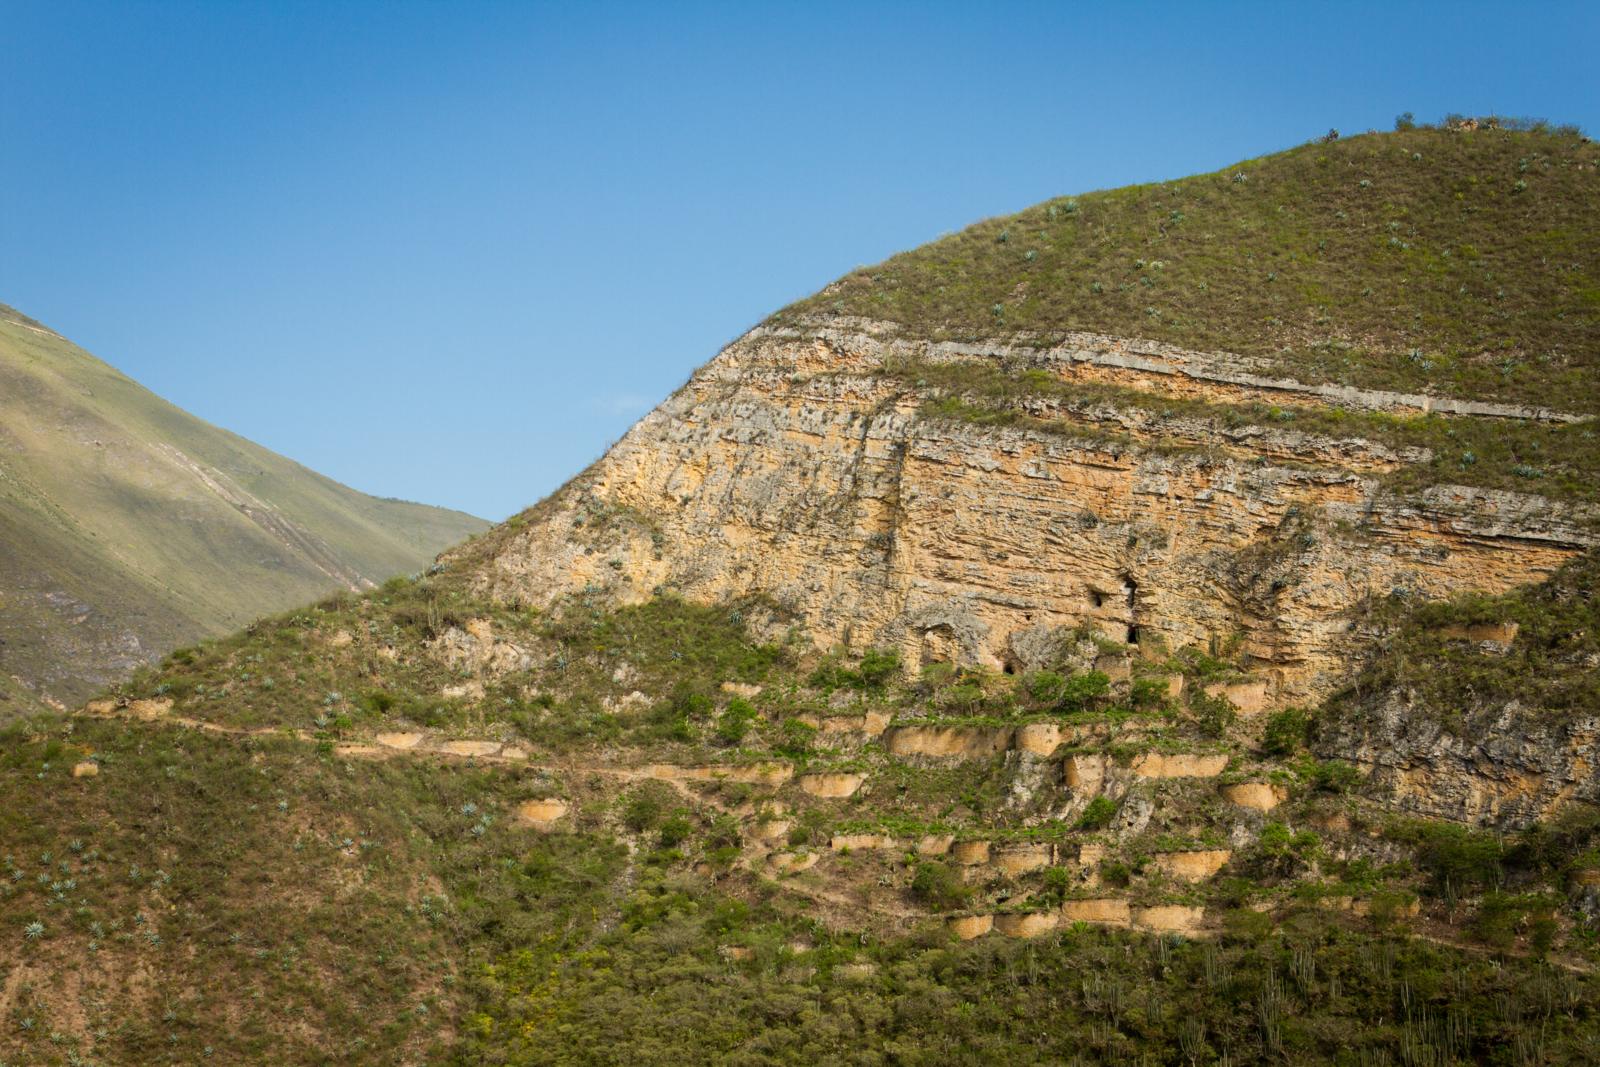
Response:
[909, 860, 970, 909]
[715, 697, 757, 745]
[1261, 707, 1310, 756]
[1076, 795, 1118, 831]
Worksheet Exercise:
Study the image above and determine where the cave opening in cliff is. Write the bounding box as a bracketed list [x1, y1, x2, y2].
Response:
[1126, 624, 1141, 646]
[1089, 589, 1105, 608]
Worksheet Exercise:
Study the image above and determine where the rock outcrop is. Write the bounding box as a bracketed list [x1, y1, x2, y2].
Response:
[1320, 695, 1600, 828]
[461, 318, 1594, 709]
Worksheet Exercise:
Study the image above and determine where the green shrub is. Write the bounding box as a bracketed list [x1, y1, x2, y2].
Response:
[856, 648, 902, 689]
[1025, 671, 1066, 702]
[938, 681, 988, 713]
[1394, 821, 1505, 894]
[1255, 822, 1321, 877]
[1024, 669, 1111, 713]
[645, 685, 712, 742]
[715, 697, 757, 745]
[1472, 892, 1556, 952]
[1190, 690, 1236, 738]
[1100, 859, 1132, 888]
[774, 718, 817, 757]
[1129, 676, 1169, 710]
[1303, 759, 1361, 794]
[658, 815, 693, 850]
[1076, 796, 1118, 831]
[1039, 866, 1073, 903]
[1261, 707, 1311, 756]
[808, 648, 901, 692]
[623, 791, 662, 833]
[1056, 671, 1110, 713]
[909, 861, 970, 909]
[1503, 804, 1600, 879]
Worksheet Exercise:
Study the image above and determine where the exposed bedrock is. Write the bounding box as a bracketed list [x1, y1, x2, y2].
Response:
[466, 321, 1595, 709]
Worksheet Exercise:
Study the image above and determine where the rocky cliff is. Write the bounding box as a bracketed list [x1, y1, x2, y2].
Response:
[1317, 549, 1600, 827]
[461, 316, 1595, 711]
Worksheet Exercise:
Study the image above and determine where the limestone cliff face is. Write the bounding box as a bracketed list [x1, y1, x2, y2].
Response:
[460, 317, 1595, 709]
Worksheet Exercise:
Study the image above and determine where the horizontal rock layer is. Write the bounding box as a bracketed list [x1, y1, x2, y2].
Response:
[466, 319, 1596, 707]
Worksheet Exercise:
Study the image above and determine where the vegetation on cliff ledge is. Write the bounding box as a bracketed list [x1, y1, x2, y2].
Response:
[5, 563, 1600, 1063]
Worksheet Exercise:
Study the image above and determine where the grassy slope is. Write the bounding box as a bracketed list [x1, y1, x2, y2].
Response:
[3, 576, 1598, 1064]
[0, 305, 488, 709]
[779, 124, 1600, 409]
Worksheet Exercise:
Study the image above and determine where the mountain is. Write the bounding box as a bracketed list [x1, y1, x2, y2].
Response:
[0, 303, 488, 717]
[4, 121, 1599, 1065]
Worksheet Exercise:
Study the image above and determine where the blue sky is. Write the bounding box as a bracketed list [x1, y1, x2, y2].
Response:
[3, 1, 1596, 520]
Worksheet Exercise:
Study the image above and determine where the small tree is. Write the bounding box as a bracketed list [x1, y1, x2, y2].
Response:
[1076, 795, 1118, 831]
[714, 698, 757, 745]
[1190, 690, 1236, 738]
[1261, 708, 1310, 757]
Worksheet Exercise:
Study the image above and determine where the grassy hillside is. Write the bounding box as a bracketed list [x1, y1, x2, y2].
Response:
[3, 572, 1598, 1064]
[779, 120, 1599, 410]
[0, 304, 487, 712]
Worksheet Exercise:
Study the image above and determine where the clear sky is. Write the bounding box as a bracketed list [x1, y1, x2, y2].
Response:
[3, 1, 1596, 520]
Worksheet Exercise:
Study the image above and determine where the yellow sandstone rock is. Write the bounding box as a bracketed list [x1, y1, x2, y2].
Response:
[769, 850, 819, 874]
[437, 740, 501, 757]
[1014, 722, 1064, 755]
[1132, 752, 1230, 778]
[1220, 782, 1286, 811]
[990, 843, 1053, 876]
[884, 725, 1011, 758]
[462, 319, 1585, 711]
[950, 840, 991, 865]
[797, 772, 864, 798]
[993, 912, 1058, 938]
[1152, 850, 1232, 881]
[1203, 679, 1270, 715]
[830, 833, 895, 852]
[1133, 905, 1206, 934]
[516, 798, 569, 828]
[947, 915, 993, 940]
[1061, 898, 1132, 926]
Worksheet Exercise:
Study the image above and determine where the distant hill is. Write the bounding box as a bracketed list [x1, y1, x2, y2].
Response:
[0, 303, 487, 715]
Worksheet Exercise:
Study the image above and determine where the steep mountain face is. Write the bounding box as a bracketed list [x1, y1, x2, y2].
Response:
[464, 317, 1594, 707]
[448, 123, 1599, 821]
[5, 124, 1600, 1065]
[0, 304, 487, 714]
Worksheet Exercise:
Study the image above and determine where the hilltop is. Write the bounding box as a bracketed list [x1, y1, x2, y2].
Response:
[779, 121, 1599, 410]
[0, 304, 487, 716]
[4, 125, 1600, 1064]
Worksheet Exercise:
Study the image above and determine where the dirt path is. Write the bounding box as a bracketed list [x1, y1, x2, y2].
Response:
[80, 701, 773, 790]
[75, 700, 775, 824]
